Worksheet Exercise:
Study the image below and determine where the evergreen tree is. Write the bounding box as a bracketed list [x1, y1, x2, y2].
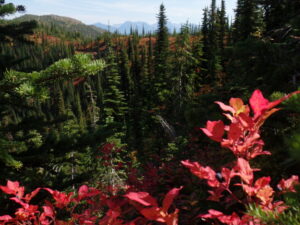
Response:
[173, 23, 196, 109]
[0, 54, 105, 169]
[233, 0, 264, 41]
[119, 46, 133, 102]
[0, 0, 37, 76]
[262, 0, 300, 32]
[218, 0, 227, 57]
[102, 45, 127, 143]
[56, 84, 66, 117]
[154, 4, 170, 105]
[147, 34, 154, 80]
[201, 7, 209, 75]
[74, 92, 86, 130]
[202, 0, 222, 84]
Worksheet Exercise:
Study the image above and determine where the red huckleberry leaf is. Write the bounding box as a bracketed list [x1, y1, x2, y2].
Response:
[0, 180, 25, 198]
[75, 185, 101, 202]
[39, 205, 55, 225]
[250, 89, 300, 120]
[44, 188, 73, 209]
[165, 209, 180, 225]
[278, 175, 299, 193]
[181, 160, 219, 187]
[215, 101, 235, 114]
[256, 185, 274, 205]
[162, 186, 183, 213]
[229, 98, 249, 115]
[249, 89, 270, 119]
[201, 120, 225, 142]
[201, 209, 242, 225]
[234, 158, 254, 185]
[228, 123, 242, 141]
[0, 215, 13, 222]
[125, 192, 158, 206]
[140, 207, 165, 222]
[24, 188, 41, 203]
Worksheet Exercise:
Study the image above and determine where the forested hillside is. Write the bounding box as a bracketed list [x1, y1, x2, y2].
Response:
[1, 0, 300, 224]
[13, 14, 105, 39]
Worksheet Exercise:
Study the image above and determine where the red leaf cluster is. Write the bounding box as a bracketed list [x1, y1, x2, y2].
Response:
[182, 89, 300, 224]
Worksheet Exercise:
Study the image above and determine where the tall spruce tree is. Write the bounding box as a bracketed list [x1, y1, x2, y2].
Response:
[218, 0, 227, 58]
[154, 4, 170, 105]
[201, 7, 209, 75]
[201, 0, 222, 84]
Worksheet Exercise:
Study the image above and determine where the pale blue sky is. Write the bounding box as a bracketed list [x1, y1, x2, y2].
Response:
[11, 0, 237, 25]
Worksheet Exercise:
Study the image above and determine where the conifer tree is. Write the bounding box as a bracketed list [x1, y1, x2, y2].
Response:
[119, 47, 133, 102]
[74, 92, 86, 130]
[218, 0, 227, 57]
[147, 34, 154, 79]
[56, 84, 66, 117]
[262, 0, 300, 32]
[201, 7, 209, 74]
[0, 0, 37, 76]
[102, 45, 127, 143]
[154, 4, 170, 105]
[233, 0, 264, 41]
[208, 0, 221, 80]
[201, 0, 222, 84]
[173, 24, 196, 109]
[0, 54, 105, 169]
[85, 81, 99, 129]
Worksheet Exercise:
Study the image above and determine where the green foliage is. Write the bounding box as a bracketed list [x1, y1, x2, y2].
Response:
[270, 89, 300, 164]
[0, 54, 105, 170]
[248, 186, 300, 224]
[154, 4, 170, 104]
[233, 0, 264, 41]
[0, 0, 37, 76]
[11, 14, 104, 40]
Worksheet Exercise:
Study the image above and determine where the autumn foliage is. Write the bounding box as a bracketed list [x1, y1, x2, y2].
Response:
[0, 89, 299, 225]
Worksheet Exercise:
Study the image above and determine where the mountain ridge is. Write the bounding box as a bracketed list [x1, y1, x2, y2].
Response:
[12, 14, 105, 39]
[93, 21, 186, 34]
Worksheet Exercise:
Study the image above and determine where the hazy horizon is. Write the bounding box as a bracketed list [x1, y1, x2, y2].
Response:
[10, 0, 237, 25]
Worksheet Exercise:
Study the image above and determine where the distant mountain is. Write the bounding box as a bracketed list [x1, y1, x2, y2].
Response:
[93, 21, 183, 34]
[13, 14, 105, 39]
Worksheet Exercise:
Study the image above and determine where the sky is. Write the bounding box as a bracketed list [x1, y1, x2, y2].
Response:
[11, 0, 237, 25]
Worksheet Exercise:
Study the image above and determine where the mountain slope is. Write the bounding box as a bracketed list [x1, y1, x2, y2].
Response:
[13, 14, 105, 39]
[93, 21, 182, 34]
